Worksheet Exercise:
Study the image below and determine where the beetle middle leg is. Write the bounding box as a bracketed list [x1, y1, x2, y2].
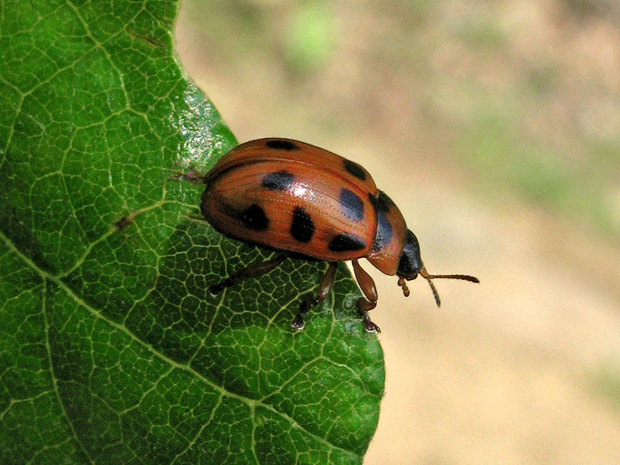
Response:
[292, 261, 338, 331]
[352, 259, 381, 333]
[210, 255, 288, 295]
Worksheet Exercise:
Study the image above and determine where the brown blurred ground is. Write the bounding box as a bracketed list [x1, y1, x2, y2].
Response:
[175, 1, 620, 463]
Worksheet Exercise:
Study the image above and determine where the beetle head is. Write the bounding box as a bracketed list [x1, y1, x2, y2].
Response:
[396, 229, 479, 305]
[396, 230, 423, 280]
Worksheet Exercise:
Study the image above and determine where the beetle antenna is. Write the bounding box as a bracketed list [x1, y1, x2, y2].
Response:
[419, 267, 479, 307]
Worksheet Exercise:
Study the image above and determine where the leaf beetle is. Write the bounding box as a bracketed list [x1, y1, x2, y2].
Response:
[201, 138, 479, 332]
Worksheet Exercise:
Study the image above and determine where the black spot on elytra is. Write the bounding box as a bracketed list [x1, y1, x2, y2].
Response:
[372, 210, 393, 252]
[369, 190, 395, 252]
[266, 140, 300, 151]
[240, 204, 269, 231]
[376, 190, 395, 212]
[262, 170, 295, 191]
[339, 188, 364, 222]
[290, 206, 315, 243]
[328, 233, 367, 252]
[343, 160, 367, 181]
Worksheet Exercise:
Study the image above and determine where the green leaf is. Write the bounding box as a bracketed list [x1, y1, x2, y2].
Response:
[0, 1, 385, 464]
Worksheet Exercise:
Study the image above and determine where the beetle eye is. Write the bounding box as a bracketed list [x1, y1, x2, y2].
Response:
[397, 230, 422, 279]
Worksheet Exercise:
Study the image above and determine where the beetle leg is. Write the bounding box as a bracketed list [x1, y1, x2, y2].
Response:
[292, 262, 338, 331]
[210, 255, 287, 296]
[352, 260, 381, 333]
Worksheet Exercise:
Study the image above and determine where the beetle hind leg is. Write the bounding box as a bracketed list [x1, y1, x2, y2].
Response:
[292, 262, 338, 331]
[352, 260, 381, 333]
[210, 255, 287, 296]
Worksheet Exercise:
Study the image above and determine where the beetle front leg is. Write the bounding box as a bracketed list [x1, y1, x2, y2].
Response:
[210, 255, 288, 295]
[352, 260, 381, 333]
[292, 261, 338, 331]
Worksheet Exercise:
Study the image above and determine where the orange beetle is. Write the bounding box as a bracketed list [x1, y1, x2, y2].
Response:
[201, 138, 478, 332]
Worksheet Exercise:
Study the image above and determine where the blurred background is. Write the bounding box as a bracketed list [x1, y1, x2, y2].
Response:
[175, 0, 620, 463]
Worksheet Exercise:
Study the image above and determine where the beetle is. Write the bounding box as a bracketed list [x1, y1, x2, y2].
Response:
[201, 138, 478, 332]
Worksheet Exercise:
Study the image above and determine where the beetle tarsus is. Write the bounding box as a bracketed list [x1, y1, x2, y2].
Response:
[291, 263, 338, 331]
[291, 311, 306, 331]
[292, 314, 306, 331]
[209, 282, 227, 296]
[356, 297, 380, 333]
[292, 295, 316, 330]
[362, 316, 381, 333]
